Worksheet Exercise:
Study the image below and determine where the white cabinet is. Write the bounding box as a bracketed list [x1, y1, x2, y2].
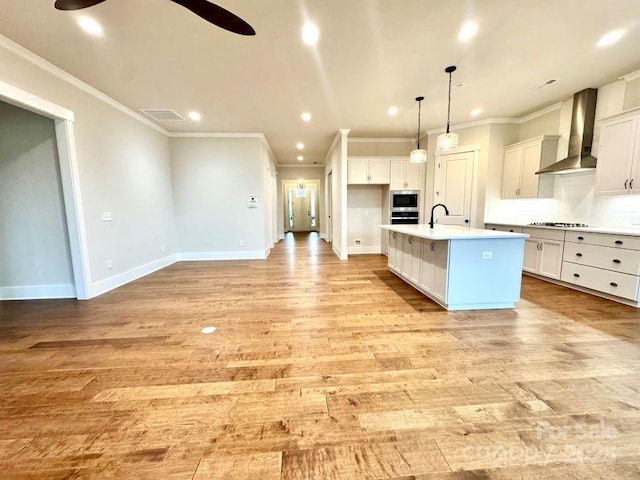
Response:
[390, 160, 423, 190]
[388, 231, 402, 273]
[418, 240, 448, 302]
[347, 157, 390, 184]
[401, 235, 422, 285]
[561, 231, 640, 301]
[485, 224, 523, 233]
[595, 109, 640, 196]
[521, 227, 565, 280]
[502, 136, 559, 199]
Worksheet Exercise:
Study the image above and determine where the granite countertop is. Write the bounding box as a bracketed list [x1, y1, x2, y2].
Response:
[380, 224, 528, 240]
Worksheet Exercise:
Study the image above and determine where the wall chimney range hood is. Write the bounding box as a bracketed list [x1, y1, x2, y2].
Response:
[536, 88, 598, 175]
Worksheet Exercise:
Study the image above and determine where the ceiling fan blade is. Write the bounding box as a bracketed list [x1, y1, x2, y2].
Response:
[54, 0, 106, 10]
[170, 0, 255, 36]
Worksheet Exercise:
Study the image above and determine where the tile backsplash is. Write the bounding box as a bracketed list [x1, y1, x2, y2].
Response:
[487, 171, 640, 227]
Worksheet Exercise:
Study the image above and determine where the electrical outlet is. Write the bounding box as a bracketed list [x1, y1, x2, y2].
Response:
[161, 245, 166, 253]
[481, 252, 493, 260]
[102, 212, 112, 222]
[106, 260, 113, 269]
[239, 240, 245, 247]
[355, 239, 362, 245]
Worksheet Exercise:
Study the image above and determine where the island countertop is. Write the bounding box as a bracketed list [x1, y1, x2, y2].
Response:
[380, 224, 529, 240]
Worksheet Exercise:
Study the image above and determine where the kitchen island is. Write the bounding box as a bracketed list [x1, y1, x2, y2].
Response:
[381, 224, 528, 310]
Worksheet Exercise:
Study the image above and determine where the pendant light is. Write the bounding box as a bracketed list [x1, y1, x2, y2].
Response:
[437, 65, 459, 151]
[410, 96, 427, 163]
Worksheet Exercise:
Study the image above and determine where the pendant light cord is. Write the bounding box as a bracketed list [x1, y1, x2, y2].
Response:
[416, 99, 422, 149]
[446, 71, 452, 134]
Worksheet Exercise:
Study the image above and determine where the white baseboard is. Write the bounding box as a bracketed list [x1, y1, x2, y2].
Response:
[87, 254, 178, 299]
[348, 245, 382, 255]
[332, 243, 348, 260]
[0, 283, 75, 300]
[178, 248, 269, 261]
[278, 234, 285, 240]
[320, 233, 327, 240]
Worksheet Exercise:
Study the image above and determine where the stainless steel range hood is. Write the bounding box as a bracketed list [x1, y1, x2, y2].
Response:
[536, 88, 598, 175]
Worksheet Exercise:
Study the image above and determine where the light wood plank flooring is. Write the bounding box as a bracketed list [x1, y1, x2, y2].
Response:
[2, 232, 640, 479]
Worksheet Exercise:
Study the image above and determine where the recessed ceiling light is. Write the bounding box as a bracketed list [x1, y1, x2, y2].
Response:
[597, 29, 625, 47]
[388, 106, 399, 116]
[296, 143, 304, 150]
[201, 326, 216, 334]
[471, 108, 482, 116]
[458, 22, 479, 41]
[453, 82, 466, 89]
[297, 156, 304, 161]
[301, 22, 320, 45]
[301, 112, 312, 122]
[188, 111, 202, 121]
[77, 16, 103, 36]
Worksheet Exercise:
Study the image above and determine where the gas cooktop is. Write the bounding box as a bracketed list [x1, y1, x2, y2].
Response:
[530, 222, 590, 228]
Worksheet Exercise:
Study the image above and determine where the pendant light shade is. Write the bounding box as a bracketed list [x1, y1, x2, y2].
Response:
[436, 65, 459, 151]
[410, 96, 427, 163]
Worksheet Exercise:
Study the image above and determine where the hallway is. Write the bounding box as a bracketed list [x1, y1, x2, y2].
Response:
[1, 236, 640, 478]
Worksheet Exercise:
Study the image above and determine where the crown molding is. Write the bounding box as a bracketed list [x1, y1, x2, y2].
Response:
[619, 69, 640, 82]
[348, 137, 415, 143]
[426, 102, 563, 135]
[0, 34, 168, 135]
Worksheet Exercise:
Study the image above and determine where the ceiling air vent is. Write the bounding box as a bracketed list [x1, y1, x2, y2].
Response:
[140, 109, 185, 121]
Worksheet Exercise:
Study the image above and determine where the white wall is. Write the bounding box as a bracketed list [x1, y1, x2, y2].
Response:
[324, 130, 349, 259]
[277, 166, 325, 238]
[0, 101, 74, 298]
[170, 136, 270, 258]
[347, 186, 383, 254]
[0, 39, 177, 297]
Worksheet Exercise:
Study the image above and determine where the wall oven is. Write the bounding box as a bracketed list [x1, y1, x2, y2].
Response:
[391, 190, 419, 211]
[390, 190, 420, 224]
[390, 211, 419, 224]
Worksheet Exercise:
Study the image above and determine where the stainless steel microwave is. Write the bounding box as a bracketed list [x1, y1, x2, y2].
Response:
[391, 190, 419, 211]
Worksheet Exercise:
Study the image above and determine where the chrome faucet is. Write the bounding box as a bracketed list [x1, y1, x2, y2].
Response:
[429, 203, 449, 228]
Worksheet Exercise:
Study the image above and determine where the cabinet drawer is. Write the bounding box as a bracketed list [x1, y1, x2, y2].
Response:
[561, 262, 640, 301]
[565, 231, 640, 250]
[522, 227, 566, 241]
[485, 224, 523, 233]
[563, 242, 640, 275]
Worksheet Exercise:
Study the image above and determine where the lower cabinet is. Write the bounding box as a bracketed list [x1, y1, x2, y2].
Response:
[521, 227, 564, 280]
[388, 231, 402, 273]
[387, 231, 448, 303]
[418, 240, 448, 302]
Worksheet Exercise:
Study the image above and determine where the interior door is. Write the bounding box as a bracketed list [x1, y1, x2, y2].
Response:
[327, 171, 333, 242]
[434, 150, 474, 226]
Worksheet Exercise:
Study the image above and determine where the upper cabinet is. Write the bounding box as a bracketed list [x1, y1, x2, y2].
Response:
[347, 157, 390, 184]
[501, 135, 559, 199]
[595, 108, 640, 196]
[389, 159, 424, 190]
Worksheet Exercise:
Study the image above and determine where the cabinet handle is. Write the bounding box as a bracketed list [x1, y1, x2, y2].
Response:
[492, 228, 497, 230]
[610, 282, 618, 287]
[573, 273, 580, 278]
[392, 232, 396, 239]
[625, 179, 629, 190]
[576, 253, 583, 257]
[631, 179, 634, 189]
[613, 259, 621, 264]
[408, 236, 412, 244]
[615, 240, 623, 245]
[577, 236, 584, 241]
[539, 243, 543, 251]
[430, 241, 435, 252]
[509, 229, 514, 232]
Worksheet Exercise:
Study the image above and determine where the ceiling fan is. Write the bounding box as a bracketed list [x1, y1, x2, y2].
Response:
[54, 0, 256, 36]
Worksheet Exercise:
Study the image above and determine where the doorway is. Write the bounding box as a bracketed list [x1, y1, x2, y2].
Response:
[327, 171, 333, 243]
[283, 179, 320, 233]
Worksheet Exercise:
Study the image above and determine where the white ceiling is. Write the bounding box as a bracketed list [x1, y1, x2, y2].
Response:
[1, 0, 639, 165]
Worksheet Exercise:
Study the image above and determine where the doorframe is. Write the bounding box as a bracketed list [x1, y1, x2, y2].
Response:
[282, 178, 320, 233]
[0, 80, 91, 299]
[433, 144, 480, 228]
[327, 170, 333, 243]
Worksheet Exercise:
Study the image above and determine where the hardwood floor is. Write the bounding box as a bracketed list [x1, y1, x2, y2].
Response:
[2, 232, 640, 479]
